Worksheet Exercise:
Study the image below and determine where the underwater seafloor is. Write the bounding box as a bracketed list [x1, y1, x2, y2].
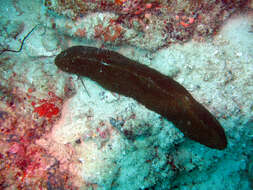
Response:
[0, 0, 252, 189]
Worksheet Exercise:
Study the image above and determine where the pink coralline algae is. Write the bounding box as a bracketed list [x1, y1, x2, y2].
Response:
[0, 82, 79, 189]
[33, 101, 59, 118]
[45, 0, 251, 50]
[32, 91, 62, 119]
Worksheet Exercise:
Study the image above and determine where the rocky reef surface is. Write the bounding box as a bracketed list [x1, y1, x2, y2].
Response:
[0, 0, 252, 189]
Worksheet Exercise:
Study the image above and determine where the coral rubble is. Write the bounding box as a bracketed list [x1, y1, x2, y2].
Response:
[45, 0, 250, 50]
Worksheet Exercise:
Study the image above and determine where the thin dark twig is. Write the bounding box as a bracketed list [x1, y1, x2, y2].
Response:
[0, 25, 38, 55]
[78, 76, 91, 97]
